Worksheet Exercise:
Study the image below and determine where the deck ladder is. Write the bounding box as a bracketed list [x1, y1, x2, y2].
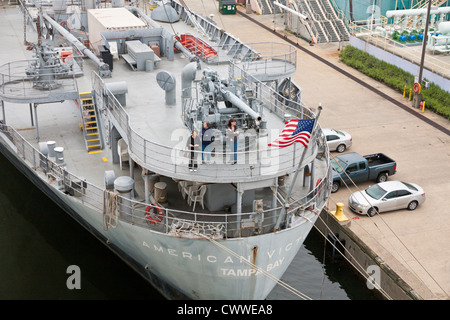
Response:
[78, 92, 103, 153]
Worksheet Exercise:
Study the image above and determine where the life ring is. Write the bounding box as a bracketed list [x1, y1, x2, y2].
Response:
[145, 204, 163, 224]
[413, 83, 421, 94]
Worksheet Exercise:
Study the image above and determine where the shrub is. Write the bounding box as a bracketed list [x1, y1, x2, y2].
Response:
[339, 46, 450, 120]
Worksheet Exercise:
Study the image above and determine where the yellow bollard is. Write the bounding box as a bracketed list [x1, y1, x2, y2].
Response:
[403, 85, 406, 97]
[330, 202, 349, 223]
[422, 101, 426, 112]
[409, 88, 412, 101]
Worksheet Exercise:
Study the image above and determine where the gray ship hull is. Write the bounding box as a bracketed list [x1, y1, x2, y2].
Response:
[0, 132, 319, 299]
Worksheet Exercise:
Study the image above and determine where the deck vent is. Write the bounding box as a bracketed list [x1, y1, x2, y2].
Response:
[156, 71, 176, 106]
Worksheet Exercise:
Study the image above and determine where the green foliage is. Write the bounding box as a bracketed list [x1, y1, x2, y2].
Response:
[339, 46, 450, 120]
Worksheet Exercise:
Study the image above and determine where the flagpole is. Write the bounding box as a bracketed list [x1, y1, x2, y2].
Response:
[274, 104, 322, 231]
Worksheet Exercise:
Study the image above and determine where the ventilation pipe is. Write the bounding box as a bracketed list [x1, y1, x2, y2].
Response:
[181, 62, 197, 99]
[156, 71, 176, 106]
[386, 7, 450, 18]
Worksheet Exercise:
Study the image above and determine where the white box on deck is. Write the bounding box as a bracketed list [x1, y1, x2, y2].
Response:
[87, 8, 147, 54]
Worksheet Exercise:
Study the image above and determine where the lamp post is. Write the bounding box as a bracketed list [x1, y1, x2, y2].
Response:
[413, 0, 433, 108]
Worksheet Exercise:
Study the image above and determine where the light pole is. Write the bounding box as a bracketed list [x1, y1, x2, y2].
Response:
[413, 0, 433, 108]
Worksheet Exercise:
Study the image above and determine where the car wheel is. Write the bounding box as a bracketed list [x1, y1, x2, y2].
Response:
[367, 207, 377, 217]
[376, 172, 388, 183]
[407, 200, 418, 211]
[331, 181, 340, 193]
[336, 144, 346, 153]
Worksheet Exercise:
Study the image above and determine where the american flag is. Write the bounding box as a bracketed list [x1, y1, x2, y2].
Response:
[268, 118, 315, 148]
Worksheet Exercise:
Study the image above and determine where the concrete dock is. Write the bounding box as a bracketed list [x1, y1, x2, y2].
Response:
[181, 1, 450, 300]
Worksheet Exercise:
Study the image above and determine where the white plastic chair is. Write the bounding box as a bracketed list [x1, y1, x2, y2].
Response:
[183, 182, 196, 201]
[118, 138, 129, 170]
[188, 185, 207, 211]
[179, 181, 191, 199]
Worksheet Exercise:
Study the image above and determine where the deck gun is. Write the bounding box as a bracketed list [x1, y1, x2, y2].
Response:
[182, 66, 266, 136]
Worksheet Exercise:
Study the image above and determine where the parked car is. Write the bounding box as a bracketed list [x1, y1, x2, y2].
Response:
[348, 181, 425, 217]
[331, 152, 397, 193]
[323, 128, 352, 153]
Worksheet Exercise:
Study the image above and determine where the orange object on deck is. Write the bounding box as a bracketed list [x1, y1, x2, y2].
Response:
[175, 34, 217, 58]
[60, 51, 73, 63]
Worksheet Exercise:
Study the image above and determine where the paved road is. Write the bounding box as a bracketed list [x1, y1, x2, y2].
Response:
[183, 1, 450, 300]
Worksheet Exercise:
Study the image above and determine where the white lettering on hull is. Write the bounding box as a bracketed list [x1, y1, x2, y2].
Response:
[142, 236, 303, 277]
[220, 257, 285, 276]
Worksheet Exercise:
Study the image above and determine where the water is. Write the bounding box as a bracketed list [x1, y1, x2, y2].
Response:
[0, 152, 378, 300]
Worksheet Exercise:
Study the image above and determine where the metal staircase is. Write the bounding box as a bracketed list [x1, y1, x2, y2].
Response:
[320, 0, 350, 41]
[278, 0, 350, 43]
[255, 0, 350, 43]
[296, 0, 329, 43]
[78, 92, 102, 153]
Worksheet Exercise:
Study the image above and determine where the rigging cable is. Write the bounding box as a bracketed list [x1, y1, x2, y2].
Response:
[304, 213, 393, 300]
[195, 232, 313, 300]
[319, 211, 328, 300]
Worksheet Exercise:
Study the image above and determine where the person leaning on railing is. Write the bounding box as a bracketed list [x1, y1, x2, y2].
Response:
[226, 119, 239, 165]
[187, 129, 201, 172]
[201, 121, 214, 164]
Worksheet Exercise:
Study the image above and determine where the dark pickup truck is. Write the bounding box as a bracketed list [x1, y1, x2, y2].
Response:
[331, 152, 397, 193]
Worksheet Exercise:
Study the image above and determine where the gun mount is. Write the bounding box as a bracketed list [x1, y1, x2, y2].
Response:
[182, 67, 266, 139]
[26, 43, 70, 90]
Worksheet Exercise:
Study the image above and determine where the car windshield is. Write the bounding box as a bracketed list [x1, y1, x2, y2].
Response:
[365, 184, 387, 200]
[331, 157, 346, 173]
[401, 182, 418, 191]
[334, 130, 345, 136]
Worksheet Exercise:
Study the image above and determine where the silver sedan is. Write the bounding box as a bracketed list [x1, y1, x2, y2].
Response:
[323, 128, 352, 153]
[348, 181, 426, 217]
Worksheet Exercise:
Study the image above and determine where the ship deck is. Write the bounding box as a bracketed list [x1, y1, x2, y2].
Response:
[0, 2, 331, 238]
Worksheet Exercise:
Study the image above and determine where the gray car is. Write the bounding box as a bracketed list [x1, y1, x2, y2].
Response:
[323, 128, 352, 153]
[348, 181, 426, 217]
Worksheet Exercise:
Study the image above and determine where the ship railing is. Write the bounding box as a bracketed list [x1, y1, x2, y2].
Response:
[228, 63, 313, 120]
[238, 42, 297, 79]
[112, 160, 332, 238]
[171, 0, 296, 69]
[92, 71, 319, 182]
[0, 124, 105, 212]
[0, 60, 80, 102]
[179, 40, 297, 77]
[0, 122, 331, 238]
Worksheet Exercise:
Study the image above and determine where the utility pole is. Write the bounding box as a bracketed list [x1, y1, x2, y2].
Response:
[413, 0, 432, 108]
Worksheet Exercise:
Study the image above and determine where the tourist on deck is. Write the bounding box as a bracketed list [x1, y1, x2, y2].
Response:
[202, 122, 213, 164]
[226, 119, 239, 165]
[187, 129, 201, 172]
